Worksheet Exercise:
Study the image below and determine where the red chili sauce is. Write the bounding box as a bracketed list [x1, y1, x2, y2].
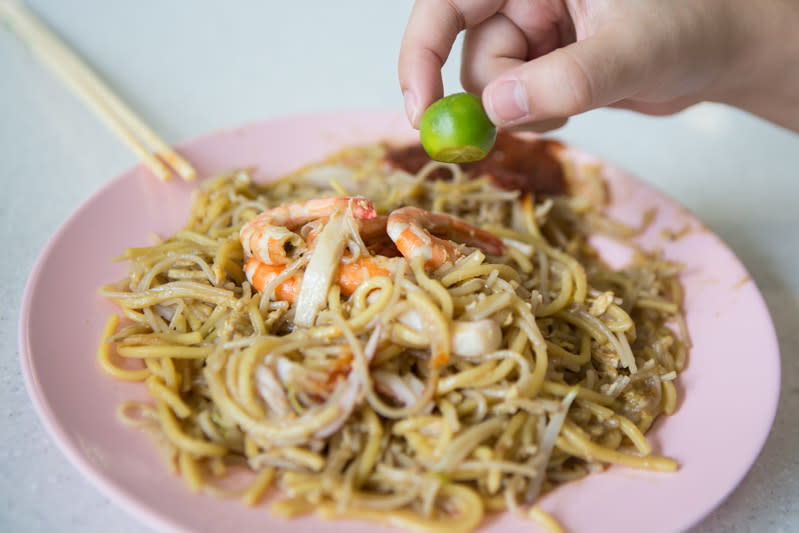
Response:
[385, 132, 567, 196]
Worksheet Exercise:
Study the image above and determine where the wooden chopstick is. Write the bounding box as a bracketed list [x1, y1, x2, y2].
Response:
[0, 0, 196, 181]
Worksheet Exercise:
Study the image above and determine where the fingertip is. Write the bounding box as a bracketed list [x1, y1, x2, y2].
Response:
[403, 89, 420, 129]
[398, 0, 504, 129]
[398, 47, 444, 128]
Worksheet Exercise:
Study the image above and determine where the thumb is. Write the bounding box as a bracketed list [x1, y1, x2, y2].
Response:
[483, 30, 650, 126]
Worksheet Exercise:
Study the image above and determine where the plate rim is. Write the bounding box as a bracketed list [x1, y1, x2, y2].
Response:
[18, 110, 782, 533]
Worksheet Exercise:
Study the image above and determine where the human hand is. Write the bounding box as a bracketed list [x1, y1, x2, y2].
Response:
[399, 0, 799, 132]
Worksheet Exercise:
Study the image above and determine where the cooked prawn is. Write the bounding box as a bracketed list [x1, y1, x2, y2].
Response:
[244, 256, 299, 301]
[386, 206, 505, 269]
[245, 255, 395, 301]
[240, 196, 376, 265]
[359, 216, 401, 257]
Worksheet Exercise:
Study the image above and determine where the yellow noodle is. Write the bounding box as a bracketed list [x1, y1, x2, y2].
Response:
[529, 506, 566, 533]
[213, 237, 243, 284]
[515, 320, 547, 398]
[99, 145, 688, 533]
[440, 263, 521, 287]
[178, 450, 204, 493]
[390, 322, 429, 348]
[247, 297, 267, 335]
[175, 229, 220, 247]
[356, 408, 383, 483]
[242, 467, 275, 506]
[117, 345, 214, 359]
[600, 427, 624, 450]
[236, 342, 268, 419]
[604, 303, 635, 332]
[560, 423, 677, 471]
[348, 276, 394, 330]
[536, 268, 574, 316]
[315, 484, 483, 533]
[205, 362, 341, 446]
[101, 281, 235, 308]
[156, 400, 228, 457]
[506, 245, 534, 273]
[546, 339, 590, 368]
[96, 315, 150, 381]
[521, 194, 542, 238]
[618, 415, 653, 456]
[411, 257, 454, 319]
[543, 381, 614, 406]
[662, 380, 678, 415]
[438, 361, 497, 394]
[244, 435, 259, 459]
[147, 376, 191, 418]
[472, 358, 518, 388]
[279, 447, 325, 471]
[579, 399, 651, 455]
[545, 245, 587, 303]
[459, 291, 513, 321]
[393, 415, 442, 435]
[198, 304, 229, 337]
[404, 431, 438, 459]
[636, 297, 679, 314]
[144, 358, 162, 377]
[406, 289, 451, 367]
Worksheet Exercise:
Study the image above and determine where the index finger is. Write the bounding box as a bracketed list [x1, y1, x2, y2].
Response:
[398, 0, 503, 127]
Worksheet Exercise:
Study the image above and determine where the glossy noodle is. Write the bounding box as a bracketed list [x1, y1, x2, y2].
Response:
[98, 139, 687, 532]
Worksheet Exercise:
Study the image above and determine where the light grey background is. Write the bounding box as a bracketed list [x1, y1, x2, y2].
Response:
[1, 1, 797, 532]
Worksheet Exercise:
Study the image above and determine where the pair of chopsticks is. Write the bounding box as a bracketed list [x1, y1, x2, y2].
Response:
[0, 0, 196, 181]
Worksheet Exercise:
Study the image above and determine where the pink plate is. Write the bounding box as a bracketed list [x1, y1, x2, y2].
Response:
[19, 111, 780, 533]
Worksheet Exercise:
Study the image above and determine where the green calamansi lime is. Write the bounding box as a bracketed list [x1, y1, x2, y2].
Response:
[419, 92, 497, 163]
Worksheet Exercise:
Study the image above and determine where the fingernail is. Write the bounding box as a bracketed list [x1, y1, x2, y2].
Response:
[486, 79, 529, 125]
[403, 90, 419, 127]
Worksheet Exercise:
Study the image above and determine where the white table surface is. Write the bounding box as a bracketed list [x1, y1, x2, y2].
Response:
[2, 1, 797, 532]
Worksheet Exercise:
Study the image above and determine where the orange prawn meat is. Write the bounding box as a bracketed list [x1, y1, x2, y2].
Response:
[239, 196, 377, 265]
[386, 206, 505, 270]
[245, 255, 396, 301]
